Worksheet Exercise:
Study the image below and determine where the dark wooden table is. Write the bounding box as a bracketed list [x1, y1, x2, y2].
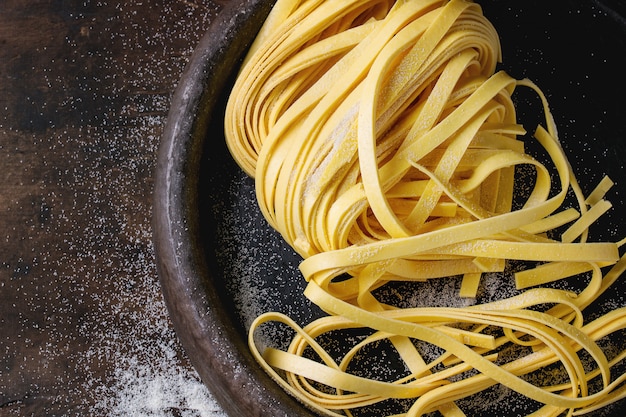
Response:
[1, 1, 230, 415]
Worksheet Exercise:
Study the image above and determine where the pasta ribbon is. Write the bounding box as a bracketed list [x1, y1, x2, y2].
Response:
[224, 0, 626, 415]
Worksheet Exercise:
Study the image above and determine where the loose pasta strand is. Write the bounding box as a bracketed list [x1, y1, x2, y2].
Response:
[224, 0, 625, 416]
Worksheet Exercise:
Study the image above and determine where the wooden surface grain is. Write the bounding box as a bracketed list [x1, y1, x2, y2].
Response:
[0, 1, 229, 415]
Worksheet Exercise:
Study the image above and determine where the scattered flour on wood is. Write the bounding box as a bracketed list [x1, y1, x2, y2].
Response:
[75, 113, 229, 416]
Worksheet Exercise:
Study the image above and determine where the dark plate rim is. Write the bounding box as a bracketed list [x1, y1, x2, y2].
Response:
[153, 0, 317, 415]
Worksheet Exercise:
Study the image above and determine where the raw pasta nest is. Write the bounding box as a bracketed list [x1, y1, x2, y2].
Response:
[223, 0, 626, 416]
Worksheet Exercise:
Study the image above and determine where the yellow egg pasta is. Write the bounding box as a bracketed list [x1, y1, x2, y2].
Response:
[223, 0, 626, 415]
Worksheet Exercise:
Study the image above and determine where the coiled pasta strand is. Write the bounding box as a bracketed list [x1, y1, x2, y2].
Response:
[224, 0, 626, 415]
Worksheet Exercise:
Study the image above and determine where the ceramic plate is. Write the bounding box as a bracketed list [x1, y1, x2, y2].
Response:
[154, 1, 626, 415]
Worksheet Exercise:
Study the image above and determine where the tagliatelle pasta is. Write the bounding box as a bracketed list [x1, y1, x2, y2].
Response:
[223, 0, 626, 416]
